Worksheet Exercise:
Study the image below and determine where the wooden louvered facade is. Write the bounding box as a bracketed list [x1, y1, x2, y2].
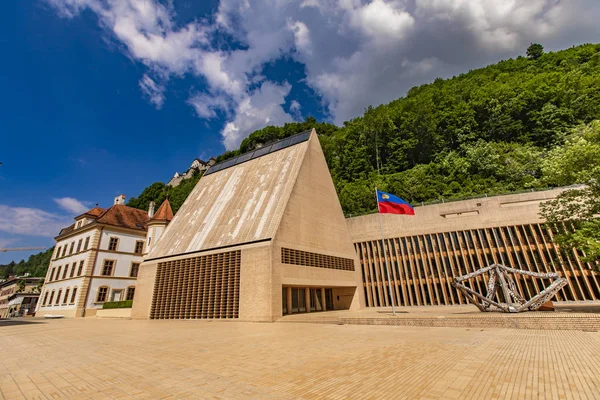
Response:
[348, 188, 600, 308]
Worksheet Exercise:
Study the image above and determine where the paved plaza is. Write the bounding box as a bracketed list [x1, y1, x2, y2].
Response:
[1, 318, 600, 399]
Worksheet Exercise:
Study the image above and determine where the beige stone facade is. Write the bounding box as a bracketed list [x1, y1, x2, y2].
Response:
[0, 276, 41, 318]
[132, 130, 365, 321]
[36, 198, 173, 318]
[347, 187, 600, 307]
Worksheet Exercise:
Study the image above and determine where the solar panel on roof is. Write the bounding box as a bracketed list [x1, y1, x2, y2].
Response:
[289, 131, 310, 146]
[251, 144, 273, 159]
[204, 130, 312, 176]
[270, 136, 293, 152]
[203, 164, 219, 176]
[235, 151, 255, 164]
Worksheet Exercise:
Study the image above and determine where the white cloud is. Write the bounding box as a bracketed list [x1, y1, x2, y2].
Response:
[53, 197, 90, 214]
[289, 100, 302, 120]
[47, 0, 600, 143]
[139, 74, 165, 108]
[288, 20, 312, 55]
[221, 81, 294, 149]
[188, 93, 230, 119]
[348, 0, 415, 42]
[0, 205, 73, 237]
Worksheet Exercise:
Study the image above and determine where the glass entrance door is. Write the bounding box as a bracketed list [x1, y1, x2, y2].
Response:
[290, 288, 306, 313]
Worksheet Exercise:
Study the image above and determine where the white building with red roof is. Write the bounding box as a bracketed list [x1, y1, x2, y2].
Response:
[36, 195, 173, 317]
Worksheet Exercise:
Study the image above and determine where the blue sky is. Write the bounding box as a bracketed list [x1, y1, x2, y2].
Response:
[1, 0, 598, 264]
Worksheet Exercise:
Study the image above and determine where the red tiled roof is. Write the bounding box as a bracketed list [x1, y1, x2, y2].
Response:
[56, 204, 150, 238]
[95, 205, 150, 231]
[151, 199, 174, 222]
[58, 224, 76, 236]
[86, 207, 106, 217]
[75, 206, 106, 219]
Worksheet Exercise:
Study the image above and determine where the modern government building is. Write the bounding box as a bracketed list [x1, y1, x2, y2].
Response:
[129, 129, 600, 321]
[39, 129, 600, 320]
[348, 188, 600, 308]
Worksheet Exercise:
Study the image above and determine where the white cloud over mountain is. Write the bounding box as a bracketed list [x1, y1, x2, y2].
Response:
[47, 0, 600, 149]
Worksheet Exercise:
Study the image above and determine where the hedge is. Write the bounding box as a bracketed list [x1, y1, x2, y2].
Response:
[102, 300, 133, 309]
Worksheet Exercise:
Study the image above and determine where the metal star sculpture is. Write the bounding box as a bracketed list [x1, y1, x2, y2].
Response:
[451, 263, 568, 313]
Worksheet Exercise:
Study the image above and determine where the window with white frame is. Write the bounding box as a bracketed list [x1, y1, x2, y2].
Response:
[108, 237, 119, 251]
[134, 241, 144, 254]
[102, 260, 115, 276]
[97, 286, 108, 303]
[70, 287, 78, 304]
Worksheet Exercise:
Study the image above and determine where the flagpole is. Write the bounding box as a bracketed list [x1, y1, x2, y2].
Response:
[376, 188, 396, 316]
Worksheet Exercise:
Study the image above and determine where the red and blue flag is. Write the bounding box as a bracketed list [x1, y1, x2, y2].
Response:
[377, 190, 415, 215]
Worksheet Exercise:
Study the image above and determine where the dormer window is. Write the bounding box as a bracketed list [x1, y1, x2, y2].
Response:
[76, 221, 82, 229]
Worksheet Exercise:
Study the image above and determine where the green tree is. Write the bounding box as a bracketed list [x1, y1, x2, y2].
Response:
[126, 44, 600, 217]
[0, 247, 53, 279]
[541, 121, 600, 186]
[540, 179, 600, 265]
[527, 43, 544, 60]
[127, 182, 167, 211]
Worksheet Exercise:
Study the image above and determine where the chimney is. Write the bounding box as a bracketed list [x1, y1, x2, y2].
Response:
[114, 194, 126, 205]
[148, 201, 156, 218]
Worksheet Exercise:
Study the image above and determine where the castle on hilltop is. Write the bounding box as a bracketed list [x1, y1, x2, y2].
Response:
[168, 157, 216, 187]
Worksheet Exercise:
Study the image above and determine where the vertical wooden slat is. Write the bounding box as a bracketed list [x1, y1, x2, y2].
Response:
[365, 241, 381, 306]
[407, 236, 425, 306]
[566, 222, 596, 300]
[397, 238, 415, 306]
[359, 243, 374, 307]
[386, 238, 402, 307]
[391, 238, 408, 306]
[375, 239, 390, 307]
[416, 235, 435, 305]
[428, 234, 448, 305]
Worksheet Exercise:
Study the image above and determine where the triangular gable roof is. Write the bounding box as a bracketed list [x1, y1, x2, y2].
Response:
[151, 199, 174, 222]
[147, 129, 315, 259]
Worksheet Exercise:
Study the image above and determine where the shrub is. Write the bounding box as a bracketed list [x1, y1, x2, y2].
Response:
[102, 300, 133, 309]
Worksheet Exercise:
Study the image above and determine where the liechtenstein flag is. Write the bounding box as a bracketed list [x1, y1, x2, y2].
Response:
[377, 190, 415, 215]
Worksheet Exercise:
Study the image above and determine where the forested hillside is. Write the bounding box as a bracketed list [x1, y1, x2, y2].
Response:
[0, 247, 53, 279]
[129, 43, 600, 216]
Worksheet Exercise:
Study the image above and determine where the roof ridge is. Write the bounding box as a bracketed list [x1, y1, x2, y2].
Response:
[204, 129, 312, 176]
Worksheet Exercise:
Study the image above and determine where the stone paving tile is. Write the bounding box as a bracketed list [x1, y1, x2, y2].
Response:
[1, 318, 600, 399]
